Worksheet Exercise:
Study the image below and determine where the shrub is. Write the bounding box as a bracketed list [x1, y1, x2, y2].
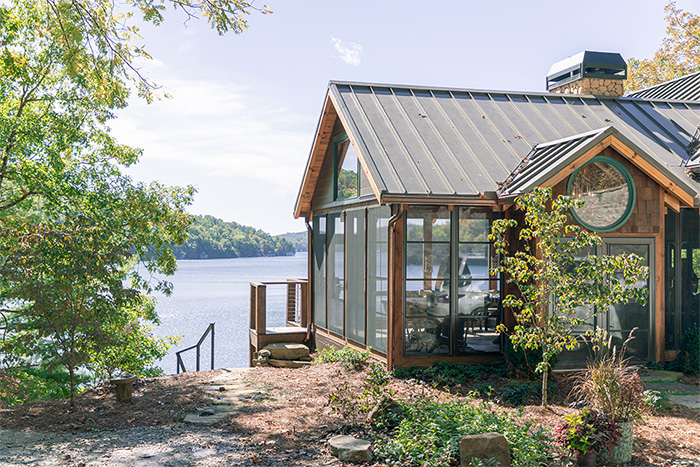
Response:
[375, 395, 555, 467]
[393, 361, 509, 386]
[0, 367, 90, 407]
[570, 330, 647, 423]
[504, 339, 551, 380]
[313, 346, 371, 370]
[669, 327, 700, 375]
[642, 390, 673, 413]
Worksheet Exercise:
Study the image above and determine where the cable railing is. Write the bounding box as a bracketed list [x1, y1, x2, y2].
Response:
[175, 322, 215, 374]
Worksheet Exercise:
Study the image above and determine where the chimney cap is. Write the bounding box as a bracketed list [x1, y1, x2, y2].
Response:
[547, 51, 627, 91]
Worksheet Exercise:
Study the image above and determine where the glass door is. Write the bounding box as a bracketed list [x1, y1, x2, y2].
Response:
[603, 239, 653, 362]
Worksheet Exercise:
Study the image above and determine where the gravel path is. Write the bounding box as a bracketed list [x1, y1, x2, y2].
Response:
[0, 424, 331, 466]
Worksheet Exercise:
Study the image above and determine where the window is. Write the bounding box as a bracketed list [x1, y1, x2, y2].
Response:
[567, 156, 635, 232]
[334, 133, 359, 201]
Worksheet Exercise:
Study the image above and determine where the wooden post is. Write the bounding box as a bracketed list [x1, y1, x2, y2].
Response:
[300, 280, 309, 327]
[256, 284, 266, 335]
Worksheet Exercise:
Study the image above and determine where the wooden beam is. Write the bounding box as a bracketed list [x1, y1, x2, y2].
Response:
[665, 192, 681, 213]
[295, 95, 338, 219]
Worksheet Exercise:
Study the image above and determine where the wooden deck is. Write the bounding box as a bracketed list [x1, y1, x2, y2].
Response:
[249, 280, 309, 366]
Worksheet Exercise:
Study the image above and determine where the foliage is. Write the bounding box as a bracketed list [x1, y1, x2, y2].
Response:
[171, 215, 295, 259]
[274, 231, 308, 252]
[490, 187, 649, 405]
[337, 168, 358, 199]
[554, 408, 620, 456]
[0, 0, 266, 405]
[313, 346, 372, 370]
[375, 395, 555, 467]
[88, 297, 180, 380]
[393, 360, 509, 386]
[0, 366, 90, 407]
[569, 329, 648, 424]
[668, 326, 700, 375]
[642, 390, 673, 413]
[627, 1, 700, 92]
[503, 338, 552, 380]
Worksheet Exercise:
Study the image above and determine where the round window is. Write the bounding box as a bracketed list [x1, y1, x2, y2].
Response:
[567, 156, 636, 232]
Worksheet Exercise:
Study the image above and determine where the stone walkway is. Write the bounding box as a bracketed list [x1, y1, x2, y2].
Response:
[640, 370, 700, 410]
[182, 368, 262, 425]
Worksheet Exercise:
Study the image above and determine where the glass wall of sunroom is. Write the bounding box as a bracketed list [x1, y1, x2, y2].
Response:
[312, 206, 390, 353]
[404, 206, 502, 356]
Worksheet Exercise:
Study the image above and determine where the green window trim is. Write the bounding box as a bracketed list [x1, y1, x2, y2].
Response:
[567, 155, 636, 233]
[333, 132, 360, 202]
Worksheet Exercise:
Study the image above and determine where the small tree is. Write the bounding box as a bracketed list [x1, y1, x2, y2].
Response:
[490, 187, 649, 406]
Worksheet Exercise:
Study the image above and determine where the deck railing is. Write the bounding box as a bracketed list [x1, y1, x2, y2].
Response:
[249, 279, 309, 335]
[175, 322, 215, 374]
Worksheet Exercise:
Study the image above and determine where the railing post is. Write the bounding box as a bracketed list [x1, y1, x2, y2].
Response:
[210, 322, 215, 370]
[196, 343, 200, 372]
[255, 284, 266, 334]
[300, 280, 309, 327]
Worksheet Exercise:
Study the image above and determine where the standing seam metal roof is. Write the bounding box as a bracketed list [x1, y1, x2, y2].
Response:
[627, 71, 700, 101]
[328, 81, 700, 202]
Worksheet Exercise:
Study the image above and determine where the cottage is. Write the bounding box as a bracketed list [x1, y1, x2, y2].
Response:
[292, 51, 700, 370]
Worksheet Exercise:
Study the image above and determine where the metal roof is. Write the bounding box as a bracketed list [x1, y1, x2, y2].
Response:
[328, 81, 700, 204]
[627, 71, 700, 101]
[501, 127, 612, 196]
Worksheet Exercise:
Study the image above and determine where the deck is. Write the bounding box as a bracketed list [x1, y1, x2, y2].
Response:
[249, 279, 309, 365]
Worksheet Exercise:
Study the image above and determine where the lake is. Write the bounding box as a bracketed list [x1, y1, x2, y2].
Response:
[151, 252, 308, 373]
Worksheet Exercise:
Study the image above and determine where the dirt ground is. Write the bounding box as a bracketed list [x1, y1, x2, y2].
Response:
[0, 364, 698, 466]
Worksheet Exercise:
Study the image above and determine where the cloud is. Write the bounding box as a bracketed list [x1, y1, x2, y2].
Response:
[331, 36, 363, 66]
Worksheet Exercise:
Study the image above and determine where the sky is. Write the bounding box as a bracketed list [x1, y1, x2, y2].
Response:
[109, 0, 697, 236]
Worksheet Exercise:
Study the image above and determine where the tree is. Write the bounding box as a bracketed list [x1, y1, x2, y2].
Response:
[490, 188, 649, 406]
[626, 1, 700, 92]
[0, 0, 268, 403]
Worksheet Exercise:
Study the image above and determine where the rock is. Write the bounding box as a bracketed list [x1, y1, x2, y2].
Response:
[263, 343, 310, 361]
[367, 396, 404, 424]
[268, 358, 311, 369]
[459, 432, 510, 467]
[328, 435, 372, 463]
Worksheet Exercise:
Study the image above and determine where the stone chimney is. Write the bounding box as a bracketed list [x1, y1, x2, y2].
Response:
[546, 51, 627, 97]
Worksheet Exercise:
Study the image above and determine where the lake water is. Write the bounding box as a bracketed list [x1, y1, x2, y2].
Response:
[151, 252, 308, 373]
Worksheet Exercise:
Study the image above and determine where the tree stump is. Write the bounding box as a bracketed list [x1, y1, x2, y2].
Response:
[110, 376, 137, 402]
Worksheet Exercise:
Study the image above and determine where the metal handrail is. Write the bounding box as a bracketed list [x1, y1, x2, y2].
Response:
[175, 322, 215, 374]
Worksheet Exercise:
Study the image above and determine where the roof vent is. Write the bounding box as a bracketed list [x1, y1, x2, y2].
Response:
[546, 51, 627, 96]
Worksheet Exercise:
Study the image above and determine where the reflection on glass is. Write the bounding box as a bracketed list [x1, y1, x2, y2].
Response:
[346, 210, 365, 345]
[336, 139, 358, 200]
[458, 207, 491, 242]
[368, 206, 389, 353]
[328, 213, 344, 334]
[406, 207, 451, 242]
[406, 243, 450, 280]
[313, 215, 327, 328]
[570, 161, 630, 229]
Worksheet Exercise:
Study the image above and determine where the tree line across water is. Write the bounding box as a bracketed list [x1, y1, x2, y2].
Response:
[171, 215, 297, 259]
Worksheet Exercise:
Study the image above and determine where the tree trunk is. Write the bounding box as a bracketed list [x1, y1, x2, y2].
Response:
[541, 366, 548, 407]
[69, 365, 75, 408]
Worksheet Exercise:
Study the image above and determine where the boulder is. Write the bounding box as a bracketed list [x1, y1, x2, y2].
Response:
[263, 343, 310, 361]
[328, 435, 372, 463]
[459, 432, 510, 467]
[367, 396, 404, 424]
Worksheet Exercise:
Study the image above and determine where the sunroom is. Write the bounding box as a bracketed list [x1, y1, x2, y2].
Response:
[293, 51, 700, 370]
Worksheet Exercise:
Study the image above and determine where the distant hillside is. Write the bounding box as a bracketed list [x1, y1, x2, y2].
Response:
[172, 215, 295, 260]
[275, 231, 308, 252]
